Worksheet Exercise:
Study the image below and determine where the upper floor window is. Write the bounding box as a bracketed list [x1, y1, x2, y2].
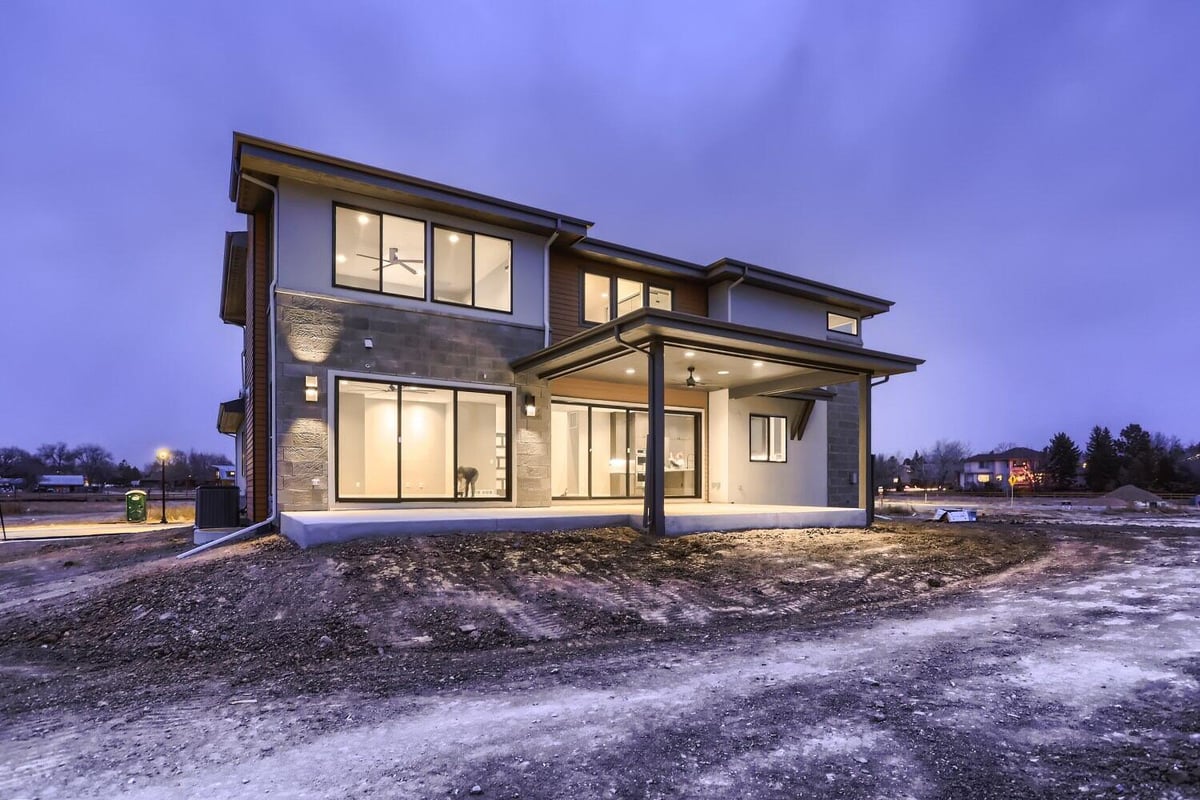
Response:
[583, 272, 672, 324]
[334, 205, 425, 299]
[749, 414, 787, 463]
[827, 311, 859, 336]
[433, 226, 512, 313]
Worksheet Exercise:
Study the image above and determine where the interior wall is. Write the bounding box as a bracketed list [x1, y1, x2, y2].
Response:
[401, 400, 449, 496]
[338, 393, 365, 496]
[365, 397, 398, 496]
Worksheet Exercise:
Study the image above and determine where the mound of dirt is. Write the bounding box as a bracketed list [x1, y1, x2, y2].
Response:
[1100, 485, 1165, 508]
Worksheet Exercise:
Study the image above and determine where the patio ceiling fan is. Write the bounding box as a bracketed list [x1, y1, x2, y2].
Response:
[357, 247, 424, 275]
[676, 366, 704, 389]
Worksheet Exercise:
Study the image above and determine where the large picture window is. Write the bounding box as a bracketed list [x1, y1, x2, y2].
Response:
[582, 272, 673, 324]
[749, 414, 787, 463]
[550, 402, 699, 498]
[334, 205, 425, 299]
[336, 377, 510, 502]
[433, 226, 512, 312]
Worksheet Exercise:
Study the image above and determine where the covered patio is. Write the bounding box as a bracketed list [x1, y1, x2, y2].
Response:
[514, 309, 923, 536]
[280, 502, 866, 549]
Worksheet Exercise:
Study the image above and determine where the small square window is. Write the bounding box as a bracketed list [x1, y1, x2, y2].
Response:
[749, 414, 787, 463]
[827, 312, 859, 336]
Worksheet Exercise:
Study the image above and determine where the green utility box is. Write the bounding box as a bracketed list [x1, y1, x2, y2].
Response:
[125, 489, 148, 523]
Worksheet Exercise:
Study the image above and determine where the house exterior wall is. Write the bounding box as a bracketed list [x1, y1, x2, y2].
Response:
[710, 281, 864, 345]
[272, 290, 547, 511]
[719, 393, 829, 506]
[826, 382, 860, 507]
[547, 250, 708, 344]
[275, 178, 550, 330]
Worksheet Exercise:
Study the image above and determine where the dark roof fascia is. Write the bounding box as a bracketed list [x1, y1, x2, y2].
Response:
[512, 308, 923, 377]
[705, 258, 894, 317]
[565, 238, 707, 280]
[229, 133, 591, 238]
[220, 230, 247, 326]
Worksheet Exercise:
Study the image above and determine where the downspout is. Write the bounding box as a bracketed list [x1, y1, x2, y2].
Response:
[179, 172, 280, 559]
[543, 222, 560, 348]
[871, 375, 890, 388]
[727, 263, 748, 321]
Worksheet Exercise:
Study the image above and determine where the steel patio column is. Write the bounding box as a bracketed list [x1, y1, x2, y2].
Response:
[644, 339, 666, 536]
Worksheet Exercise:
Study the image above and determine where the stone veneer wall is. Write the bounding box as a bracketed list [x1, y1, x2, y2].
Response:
[274, 291, 549, 512]
[826, 381, 860, 508]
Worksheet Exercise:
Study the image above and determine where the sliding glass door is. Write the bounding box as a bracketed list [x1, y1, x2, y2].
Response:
[550, 401, 699, 499]
[336, 377, 510, 502]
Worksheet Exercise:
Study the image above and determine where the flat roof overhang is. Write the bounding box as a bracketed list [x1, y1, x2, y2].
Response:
[512, 309, 923, 394]
[220, 230, 247, 326]
[217, 398, 245, 435]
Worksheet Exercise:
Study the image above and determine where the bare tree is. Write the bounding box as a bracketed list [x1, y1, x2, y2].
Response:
[75, 444, 116, 488]
[920, 440, 970, 489]
[35, 442, 79, 474]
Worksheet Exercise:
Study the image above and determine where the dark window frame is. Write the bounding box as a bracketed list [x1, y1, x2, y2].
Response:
[580, 271, 674, 325]
[332, 202, 428, 300]
[826, 311, 860, 336]
[432, 224, 515, 314]
[333, 376, 512, 504]
[749, 413, 788, 463]
[549, 399, 702, 499]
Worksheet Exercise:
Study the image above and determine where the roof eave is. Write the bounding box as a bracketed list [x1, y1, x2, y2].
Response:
[706, 258, 894, 317]
[229, 132, 592, 239]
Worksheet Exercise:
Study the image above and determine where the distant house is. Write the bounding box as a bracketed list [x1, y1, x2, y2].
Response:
[210, 464, 237, 485]
[960, 447, 1043, 489]
[36, 474, 87, 493]
[0, 477, 27, 493]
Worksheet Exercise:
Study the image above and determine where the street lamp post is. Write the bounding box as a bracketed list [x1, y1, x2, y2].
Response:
[156, 448, 169, 524]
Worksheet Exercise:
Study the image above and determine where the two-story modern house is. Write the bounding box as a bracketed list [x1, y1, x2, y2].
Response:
[217, 133, 922, 547]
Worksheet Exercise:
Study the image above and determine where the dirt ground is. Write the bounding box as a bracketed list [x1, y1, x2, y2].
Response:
[0, 520, 1197, 799]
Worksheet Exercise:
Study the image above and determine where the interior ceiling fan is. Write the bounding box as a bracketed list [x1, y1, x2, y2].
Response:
[357, 247, 424, 275]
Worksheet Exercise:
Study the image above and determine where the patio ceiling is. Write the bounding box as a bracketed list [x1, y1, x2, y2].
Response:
[513, 309, 923, 396]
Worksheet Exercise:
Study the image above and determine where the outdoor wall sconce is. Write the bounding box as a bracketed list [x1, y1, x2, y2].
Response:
[850, 471, 858, 485]
[363, 337, 374, 349]
[305, 375, 319, 403]
[523, 393, 537, 417]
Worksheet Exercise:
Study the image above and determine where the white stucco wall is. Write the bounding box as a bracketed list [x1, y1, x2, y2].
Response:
[709, 281, 864, 345]
[275, 178, 549, 328]
[721, 394, 828, 506]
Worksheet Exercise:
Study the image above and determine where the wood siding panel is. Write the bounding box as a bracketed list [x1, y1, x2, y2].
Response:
[244, 209, 271, 522]
[548, 250, 708, 344]
[550, 376, 707, 410]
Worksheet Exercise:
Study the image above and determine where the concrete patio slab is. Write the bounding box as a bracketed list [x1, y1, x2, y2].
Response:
[280, 503, 867, 548]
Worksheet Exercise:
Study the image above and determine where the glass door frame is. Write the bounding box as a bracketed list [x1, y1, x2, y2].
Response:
[333, 375, 513, 503]
[549, 399, 702, 500]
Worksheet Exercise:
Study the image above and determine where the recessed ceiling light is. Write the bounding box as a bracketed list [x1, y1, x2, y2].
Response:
[448, 233, 460, 244]
[336, 254, 347, 264]
[683, 351, 695, 358]
[752, 361, 764, 367]
[625, 368, 636, 375]
[717, 370, 730, 376]
[357, 214, 370, 225]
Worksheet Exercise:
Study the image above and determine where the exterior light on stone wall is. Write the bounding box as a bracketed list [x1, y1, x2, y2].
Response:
[363, 337, 374, 349]
[523, 393, 537, 417]
[305, 375, 319, 403]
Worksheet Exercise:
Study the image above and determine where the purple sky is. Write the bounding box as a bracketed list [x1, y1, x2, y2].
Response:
[2, 1, 1197, 466]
